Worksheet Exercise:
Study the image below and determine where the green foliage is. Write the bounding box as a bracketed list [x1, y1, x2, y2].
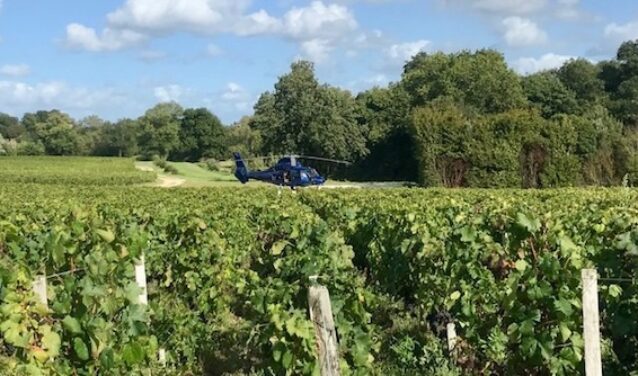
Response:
[251, 61, 368, 162]
[0, 112, 24, 139]
[557, 59, 606, 106]
[137, 102, 183, 159]
[21, 110, 84, 156]
[349, 84, 417, 182]
[522, 72, 579, 118]
[226, 116, 263, 159]
[410, 99, 629, 188]
[93, 119, 140, 157]
[2, 164, 638, 375]
[402, 50, 527, 113]
[0, 157, 155, 185]
[172, 108, 226, 161]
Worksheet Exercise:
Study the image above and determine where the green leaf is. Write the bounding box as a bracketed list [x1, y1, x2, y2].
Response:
[559, 323, 572, 342]
[608, 284, 622, 298]
[73, 337, 90, 361]
[62, 316, 82, 335]
[554, 298, 573, 317]
[515, 259, 528, 272]
[450, 291, 461, 301]
[40, 325, 61, 358]
[460, 226, 476, 242]
[271, 241, 287, 256]
[100, 348, 115, 369]
[96, 229, 115, 243]
[122, 342, 145, 365]
[282, 350, 293, 369]
[517, 213, 541, 233]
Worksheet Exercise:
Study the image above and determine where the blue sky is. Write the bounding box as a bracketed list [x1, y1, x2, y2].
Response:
[0, 0, 637, 124]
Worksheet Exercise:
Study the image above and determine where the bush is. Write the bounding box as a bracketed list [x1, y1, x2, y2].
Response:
[17, 141, 46, 156]
[153, 156, 168, 169]
[164, 165, 179, 175]
[200, 159, 220, 172]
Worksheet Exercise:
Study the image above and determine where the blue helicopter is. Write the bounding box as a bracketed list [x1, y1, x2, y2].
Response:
[233, 152, 350, 188]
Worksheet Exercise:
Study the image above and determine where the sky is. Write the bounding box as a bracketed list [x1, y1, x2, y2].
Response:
[0, 0, 637, 124]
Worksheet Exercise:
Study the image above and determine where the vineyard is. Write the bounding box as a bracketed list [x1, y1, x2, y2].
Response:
[1, 159, 637, 375]
[0, 157, 156, 186]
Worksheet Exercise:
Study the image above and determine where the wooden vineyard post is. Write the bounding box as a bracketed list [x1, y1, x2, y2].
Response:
[135, 254, 148, 305]
[446, 322, 457, 352]
[308, 276, 340, 376]
[135, 253, 166, 367]
[33, 274, 48, 308]
[581, 269, 602, 376]
[158, 348, 166, 367]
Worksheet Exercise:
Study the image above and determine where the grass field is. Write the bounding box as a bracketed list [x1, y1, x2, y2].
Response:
[136, 160, 412, 188]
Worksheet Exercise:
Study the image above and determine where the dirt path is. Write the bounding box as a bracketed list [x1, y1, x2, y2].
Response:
[158, 175, 186, 188]
[136, 163, 186, 188]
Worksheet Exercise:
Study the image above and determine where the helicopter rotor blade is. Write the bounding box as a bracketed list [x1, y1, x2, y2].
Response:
[295, 155, 352, 165]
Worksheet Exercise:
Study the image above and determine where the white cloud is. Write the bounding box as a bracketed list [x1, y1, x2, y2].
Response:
[502, 17, 547, 47]
[219, 82, 252, 111]
[154, 85, 183, 102]
[300, 39, 332, 62]
[445, 0, 547, 15]
[65, 23, 146, 52]
[107, 0, 243, 33]
[366, 74, 388, 85]
[385, 40, 430, 62]
[445, 0, 584, 19]
[206, 43, 224, 57]
[0, 80, 125, 113]
[0, 64, 31, 77]
[63, 0, 359, 63]
[513, 53, 574, 74]
[139, 50, 167, 61]
[222, 82, 245, 100]
[605, 21, 638, 44]
[234, 9, 282, 36]
[283, 1, 357, 40]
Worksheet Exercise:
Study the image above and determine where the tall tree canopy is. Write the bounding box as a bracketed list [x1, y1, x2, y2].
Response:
[401, 50, 528, 113]
[172, 108, 226, 161]
[137, 102, 183, 158]
[0, 113, 24, 140]
[251, 61, 367, 161]
[21, 110, 83, 155]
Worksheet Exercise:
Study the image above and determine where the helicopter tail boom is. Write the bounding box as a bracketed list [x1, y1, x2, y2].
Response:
[233, 152, 249, 184]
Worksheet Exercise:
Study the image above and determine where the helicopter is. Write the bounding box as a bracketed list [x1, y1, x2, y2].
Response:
[232, 152, 350, 188]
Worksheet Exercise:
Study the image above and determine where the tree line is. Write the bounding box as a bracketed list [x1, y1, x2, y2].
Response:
[2, 40, 638, 187]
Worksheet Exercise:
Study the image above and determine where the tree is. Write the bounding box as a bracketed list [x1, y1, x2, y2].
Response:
[226, 116, 262, 158]
[273, 61, 321, 153]
[410, 98, 471, 187]
[603, 40, 638, 126]
[351, 84, 416, 181]
[172, 108, 226, 161]
[402, 50, 527, 113]
[250, 92, 279, 154]
[21, 110, 83, 155]
[93, 119, 139, 157]
[0, 113, 24, 139]
[137, 102, 183, 159]
[251, 61, 367, 162]
[557, 59, 606, 105]
[522, 71, 579, 118]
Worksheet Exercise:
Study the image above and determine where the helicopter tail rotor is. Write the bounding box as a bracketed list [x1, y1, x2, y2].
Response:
[233, 152, 250, 184]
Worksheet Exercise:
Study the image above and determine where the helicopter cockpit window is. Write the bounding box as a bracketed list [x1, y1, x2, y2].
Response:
[308, 169, 319, 177]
